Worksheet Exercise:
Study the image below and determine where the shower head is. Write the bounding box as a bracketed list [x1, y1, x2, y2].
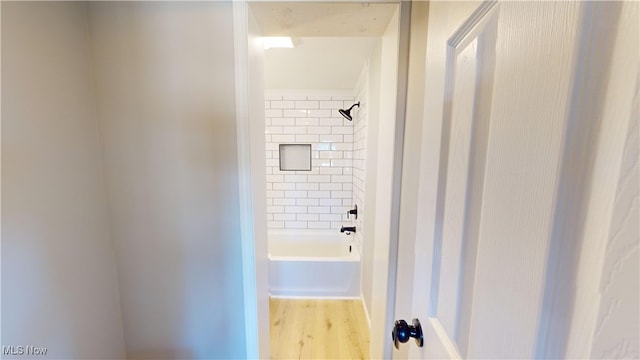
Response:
[338, 102, 360, 121]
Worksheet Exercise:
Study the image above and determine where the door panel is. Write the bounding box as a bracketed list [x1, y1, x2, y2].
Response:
[422, 2, 499, 358]
[404, 1, 590, 358]
[437, 38, 478, 339]
[466, 2, 581, 357]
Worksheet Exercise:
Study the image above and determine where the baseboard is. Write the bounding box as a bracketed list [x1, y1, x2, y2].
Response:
[269, 294, 361, 300]
[360, 293, 372, 329]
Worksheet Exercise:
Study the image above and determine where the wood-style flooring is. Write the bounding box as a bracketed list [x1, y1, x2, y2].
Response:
[270, 298, 370, 359]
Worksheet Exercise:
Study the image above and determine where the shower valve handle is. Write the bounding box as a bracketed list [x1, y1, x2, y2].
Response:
[346, 205, 358, 220]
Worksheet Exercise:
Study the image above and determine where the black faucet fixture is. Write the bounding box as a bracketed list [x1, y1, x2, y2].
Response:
[340, 226, 356, 235]
[346, 205, 358, 220]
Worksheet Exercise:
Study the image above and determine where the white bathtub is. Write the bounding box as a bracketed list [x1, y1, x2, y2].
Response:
[268, 229, 360, 298]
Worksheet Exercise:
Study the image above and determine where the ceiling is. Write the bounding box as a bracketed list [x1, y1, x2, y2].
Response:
[264, 37, 378, 89]
[251, 2, 397, 89]
[250, 2, 398, 37]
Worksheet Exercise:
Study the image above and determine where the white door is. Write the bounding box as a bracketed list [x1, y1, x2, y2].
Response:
[392, 1, 639, 359]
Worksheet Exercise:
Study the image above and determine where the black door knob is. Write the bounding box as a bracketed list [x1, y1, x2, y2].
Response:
[392, 318, 424, 350]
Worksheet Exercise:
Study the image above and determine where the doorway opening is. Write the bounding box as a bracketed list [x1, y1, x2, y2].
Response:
[241, 1, 403, 358]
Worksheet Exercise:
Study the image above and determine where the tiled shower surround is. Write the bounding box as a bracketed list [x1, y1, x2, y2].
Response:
[265, 90, 356, 231]
[352, 65, 369, 254]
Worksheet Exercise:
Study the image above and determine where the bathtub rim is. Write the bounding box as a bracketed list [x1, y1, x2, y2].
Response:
[267, 228, 351, 240]
[269, 294, 362, 300]
[267, 228, 360, 260]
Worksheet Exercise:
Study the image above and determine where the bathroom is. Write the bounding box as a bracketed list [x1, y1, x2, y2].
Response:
[248, 2, 402, 357]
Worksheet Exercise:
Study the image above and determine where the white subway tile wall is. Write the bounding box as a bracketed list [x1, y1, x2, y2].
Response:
[265, 91, 355, 231]
[352, 65, 369, 254]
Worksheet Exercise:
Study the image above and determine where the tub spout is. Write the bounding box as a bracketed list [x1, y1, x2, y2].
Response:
[340, 226, 356, 235]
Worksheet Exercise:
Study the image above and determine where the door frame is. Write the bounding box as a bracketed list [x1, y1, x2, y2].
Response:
[379, 1, 412, 358]
[233, 1, 413, 358]
[233, 2, 269, 358]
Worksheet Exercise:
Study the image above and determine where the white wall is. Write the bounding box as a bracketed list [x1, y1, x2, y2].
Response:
[264, 90, 355, 232]
[589, 83, 638, 358]
[1, 2, 125, 358]
[87, 3, 246, 358]
[565, 1, 639, 357]
[361, 39, 382, 324]
[369, 7, 399, 359]
[246, 6, 271, 358]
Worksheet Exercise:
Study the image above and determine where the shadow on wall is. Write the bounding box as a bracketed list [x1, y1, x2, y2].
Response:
[2, 1, 249, 359]
[88, 1, 248, 358]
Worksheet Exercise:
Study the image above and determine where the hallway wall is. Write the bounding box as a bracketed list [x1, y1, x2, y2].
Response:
[87, 2, 246, 358]
[1, 2, 126, 358]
